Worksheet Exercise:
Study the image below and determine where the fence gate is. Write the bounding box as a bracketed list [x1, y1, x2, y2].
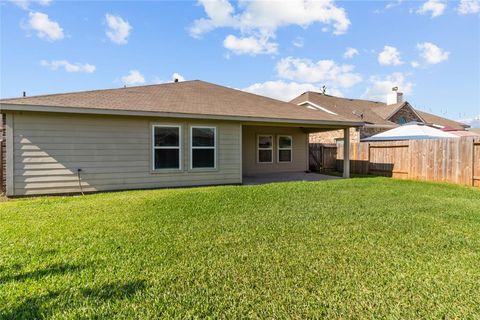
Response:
[474, 141, 480, 187]
[309, 143, 337, 172]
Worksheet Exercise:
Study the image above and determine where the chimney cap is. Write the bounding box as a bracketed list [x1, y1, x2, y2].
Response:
[392, 86, 398, 92]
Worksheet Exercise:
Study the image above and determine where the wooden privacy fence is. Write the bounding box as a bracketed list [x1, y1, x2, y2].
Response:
[309, 143, 337, 172]
[334, 137, 480, 187]
[0, 139, 4, 194]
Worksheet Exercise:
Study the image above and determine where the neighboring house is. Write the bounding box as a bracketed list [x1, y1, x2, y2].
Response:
[291, 89, 470, 144]
[0, 80, 361, 196]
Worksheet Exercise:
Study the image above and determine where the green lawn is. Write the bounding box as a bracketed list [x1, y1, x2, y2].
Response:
[1, 178, 480, 319]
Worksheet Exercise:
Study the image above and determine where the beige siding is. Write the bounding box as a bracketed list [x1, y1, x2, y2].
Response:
[12, 112, 241, 195]
[242, 125, 308, 175]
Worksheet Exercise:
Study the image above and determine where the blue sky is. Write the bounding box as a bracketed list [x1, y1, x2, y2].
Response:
[1, 0, 479, 126]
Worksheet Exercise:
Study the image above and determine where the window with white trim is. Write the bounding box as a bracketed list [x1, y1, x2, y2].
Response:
[257, 135, 273, 163]
[191, 126, 216, 169]
[153, 125, 181, 170]
[277, 135, 292, 162]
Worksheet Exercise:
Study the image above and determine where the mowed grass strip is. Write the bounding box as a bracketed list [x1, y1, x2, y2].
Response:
[1, 177, 479, 319]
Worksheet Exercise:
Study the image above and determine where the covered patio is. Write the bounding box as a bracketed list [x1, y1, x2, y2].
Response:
[241, 123, 354, 182]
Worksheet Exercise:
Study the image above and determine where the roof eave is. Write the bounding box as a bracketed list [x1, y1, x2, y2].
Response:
[0, 103, 364, 128]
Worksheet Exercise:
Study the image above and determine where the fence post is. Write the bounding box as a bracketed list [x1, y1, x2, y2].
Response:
[343, 128, 350, 178]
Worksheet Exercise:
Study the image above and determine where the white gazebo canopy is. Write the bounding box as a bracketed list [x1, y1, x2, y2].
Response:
[363, 122, 459, 141]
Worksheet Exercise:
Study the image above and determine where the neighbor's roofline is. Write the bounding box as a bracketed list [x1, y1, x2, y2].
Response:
[296, 100, 338, 115]
[0, 103, 364, 127]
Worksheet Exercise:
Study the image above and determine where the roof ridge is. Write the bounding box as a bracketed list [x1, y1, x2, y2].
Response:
[306, 91, 386, 105]
[0, 79, 202, 101]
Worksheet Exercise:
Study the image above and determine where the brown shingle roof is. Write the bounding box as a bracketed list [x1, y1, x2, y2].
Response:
[371, 102, 405, 119]
[416, 110, 470, 130]
[0, 80, 360, 125]
[290, 92, 397, 126]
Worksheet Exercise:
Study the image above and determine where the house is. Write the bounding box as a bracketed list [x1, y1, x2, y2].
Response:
[291, 88, 470, 144]
[0, 80, 362, 196]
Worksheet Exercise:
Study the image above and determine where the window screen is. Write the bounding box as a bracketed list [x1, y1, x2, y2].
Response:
[191, 127, 216, 168]
[153, 126, 180, 170]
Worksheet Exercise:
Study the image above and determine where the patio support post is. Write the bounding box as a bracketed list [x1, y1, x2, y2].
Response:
[343, 128, 350, 178]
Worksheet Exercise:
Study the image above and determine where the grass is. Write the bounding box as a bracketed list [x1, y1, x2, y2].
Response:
[1, 177, 480, 319]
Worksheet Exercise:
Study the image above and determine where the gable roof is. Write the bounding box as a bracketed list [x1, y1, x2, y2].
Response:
[290, 92, 397, 126]
[290, 91, 469, 130]
[0, 80, 361, 126]
[371, 101, 425, 122]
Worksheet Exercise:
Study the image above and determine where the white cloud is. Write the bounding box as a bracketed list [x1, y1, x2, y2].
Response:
[172, 73, 185, 82]
[411, 61, 420, 68]
[378, 45, 403, 66]
[121, 70, 145, 85]
[457, 116, 480, 128]
[27, 11, 64, 41]
[292, 37, 304, 48]
[152, 73, 186, 84]
[190, 0, 350, 55]
[457, 0, 480, 14]
[10, 0, 51, 10]
[362, 72, 413, 102]
[276, 57, 362, 88]
[344, 47, 359, 59]
[223, 34, 277, 55]
[242, 80, 325, 101]
[105, 13, 132, 44]
[40, 60, 95, 73]
[417, 42, 450, 64]
[385, 0, 404, 10]
[416, 0, 446, 17]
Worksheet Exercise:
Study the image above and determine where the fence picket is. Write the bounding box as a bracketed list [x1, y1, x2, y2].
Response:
[314, 137, 479, 187]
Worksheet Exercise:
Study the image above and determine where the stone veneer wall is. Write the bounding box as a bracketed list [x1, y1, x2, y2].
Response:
[389, 105, 422, 124]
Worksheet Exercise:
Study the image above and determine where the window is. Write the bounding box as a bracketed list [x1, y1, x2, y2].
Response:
[398, 116, 407, 124]
[257, 135, 273, 163]
[153, 125, 181, 170]
[277, 135, 292, 162]
[191, 126, 216, 169]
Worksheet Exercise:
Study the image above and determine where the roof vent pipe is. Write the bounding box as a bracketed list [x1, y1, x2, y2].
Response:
[23, 91, 26, 97]
[174, 78, 179, 83]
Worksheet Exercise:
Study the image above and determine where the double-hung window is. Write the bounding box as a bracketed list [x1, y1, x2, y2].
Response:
[277, 135, 292, 162]
[257, 135, 273, 163]
[191, 126, 216, 169]
[153, 125, 181, 170]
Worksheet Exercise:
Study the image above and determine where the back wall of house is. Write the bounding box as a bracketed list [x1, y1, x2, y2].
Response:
[7, 112, 242, 196]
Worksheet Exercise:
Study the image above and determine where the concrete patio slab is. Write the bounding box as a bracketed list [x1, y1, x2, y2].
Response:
[242, 172, 340, 185]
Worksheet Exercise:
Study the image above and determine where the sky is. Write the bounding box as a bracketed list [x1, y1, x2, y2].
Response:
[1, 0, 479, 127]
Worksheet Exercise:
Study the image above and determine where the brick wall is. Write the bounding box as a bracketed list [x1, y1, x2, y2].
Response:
[309, 127, 360, 144]
[360, 127, 389, 139]
[309, 126, 391, 144]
